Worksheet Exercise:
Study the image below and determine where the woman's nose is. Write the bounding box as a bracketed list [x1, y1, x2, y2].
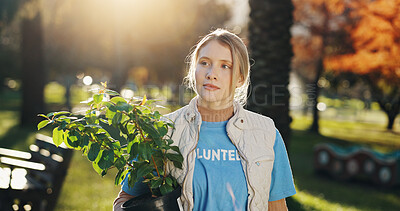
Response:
[206, 66, 217, 80]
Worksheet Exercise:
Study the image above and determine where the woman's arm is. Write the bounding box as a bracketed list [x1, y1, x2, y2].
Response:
[113, 190, 135, 211]
[268, 198, 288, 211]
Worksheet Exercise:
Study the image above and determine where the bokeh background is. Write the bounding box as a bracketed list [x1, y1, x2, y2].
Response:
[0, 0, 399, 210]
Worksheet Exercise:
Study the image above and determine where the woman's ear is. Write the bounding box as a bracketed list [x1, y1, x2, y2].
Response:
[236, 75, 244, 88]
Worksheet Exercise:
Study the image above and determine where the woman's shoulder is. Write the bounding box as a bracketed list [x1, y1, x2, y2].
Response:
[162, 105, 190, 123]
[240, 107, 275, 128]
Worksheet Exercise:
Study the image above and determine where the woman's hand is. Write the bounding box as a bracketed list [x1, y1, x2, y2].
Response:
[268, 198, 288, 211]
[113, 190, 135, 211]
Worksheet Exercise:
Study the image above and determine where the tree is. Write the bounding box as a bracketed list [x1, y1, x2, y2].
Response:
[247, 0, 294, 147]
[325, 0, 400, 130]
[0, 0, 22, 93]
[0, 0, 46, 127]
[20, 0, 45, 127]
[291, 0, 348, 133]
[41, 0, 231, 104]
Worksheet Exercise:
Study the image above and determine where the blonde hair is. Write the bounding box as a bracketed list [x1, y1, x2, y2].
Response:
[184, 28, 251, 106]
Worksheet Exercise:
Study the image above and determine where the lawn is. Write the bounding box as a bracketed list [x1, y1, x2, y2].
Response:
[288, 114, 400, 211]
[0, 109, 399, 210]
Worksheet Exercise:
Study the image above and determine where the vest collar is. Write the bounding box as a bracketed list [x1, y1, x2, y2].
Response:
[184, 96, 248, 130]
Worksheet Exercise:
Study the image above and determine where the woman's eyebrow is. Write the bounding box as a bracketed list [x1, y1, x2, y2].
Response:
[220, 60, 232, 64]
[198, 56, 209, 60]
[199, 56, 232, 63]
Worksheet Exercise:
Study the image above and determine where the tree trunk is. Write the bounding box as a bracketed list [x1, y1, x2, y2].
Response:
[382, 102, 399, 130]
[387, 113, 396, 130]
[309, 3, 329, 134]
[20, 5, 45, 127]
[309, 57, 323, 133]
[364, 75, 400, 131]
[247, 0, 294, 148]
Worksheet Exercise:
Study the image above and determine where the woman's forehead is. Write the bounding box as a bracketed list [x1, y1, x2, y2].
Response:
[197, 40, 232, 62]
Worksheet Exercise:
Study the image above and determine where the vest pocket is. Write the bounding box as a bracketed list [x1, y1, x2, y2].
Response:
[247, 155, 274, 207]
[254, 155, 274, 166]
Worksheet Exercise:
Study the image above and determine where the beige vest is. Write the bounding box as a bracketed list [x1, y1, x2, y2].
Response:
[165, 97, 276, 211]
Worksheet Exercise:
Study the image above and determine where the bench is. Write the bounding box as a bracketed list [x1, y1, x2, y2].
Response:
[0, 134, 73, 211]
[314, 143, 400, 187]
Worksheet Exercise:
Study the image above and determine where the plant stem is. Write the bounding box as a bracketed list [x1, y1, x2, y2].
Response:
[151, 155, 160, 177]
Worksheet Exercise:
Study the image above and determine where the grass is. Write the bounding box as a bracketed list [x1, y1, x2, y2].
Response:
[55, 153, 120, 211]
[1, 108, 399, 210]
[287, 114, 400, 211]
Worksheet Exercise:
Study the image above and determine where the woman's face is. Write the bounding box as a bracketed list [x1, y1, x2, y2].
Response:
[195, 40, 242, 110]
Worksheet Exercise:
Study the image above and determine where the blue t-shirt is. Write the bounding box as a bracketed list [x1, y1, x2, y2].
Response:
[121, 121, 296, 209]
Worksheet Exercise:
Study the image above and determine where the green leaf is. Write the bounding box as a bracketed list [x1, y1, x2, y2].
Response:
[52, 127, 63, 146]
[37, 120, 50, 130]
[127, 123, 135, 133]
[108, 104, 117, 112]
[88, 142, 100, 161]
[110, 96, 127, 104]
[110, 141, 121, 150]
[105, 109, 116, 123]
[99, 118, 108, 124]
[166, 139, 173, 145]
[102, 101, 113, 107]
[112, 112, 122, 125]
[115, 168, 128, 186]
[128, 169, 137, 188]
[115, 169, 123, 186]
[66, 130, 81, 148]
[84, 124, 103, 129]
[38, 114, 48, 118]
[170, 146, 180, 153]
[46, 112, 55, 117]
[165, 177, 173, 186]
[114, 157, 126, 170]
[151, 178, 163, 189]
[54, 111, 71, 117]
[138, 143, 151, 161]
[81, 135, 90, 148]
[172, 161, 182, 169]
[166, 153, 183, 169]
[95, 132, 109, 140]
[106, 89, 120, 96]
[98, 149, 114, 169]
[93, 94, 104, 104]
[153, 111, 162, 119]
[119, 123, 129, 135]
[136, 165, 154, 179]
[92, 160, 103, 176]
[115, 101, 132, 112]
[166, 153, 183, 163]
[128, 142, 139, 160]
[158, 126, 168, 137]
[160, 183, 174, 196]
[139, 119, 160, 141]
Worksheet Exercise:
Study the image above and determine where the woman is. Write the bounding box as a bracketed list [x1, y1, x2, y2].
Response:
[114, 29, 296, 211]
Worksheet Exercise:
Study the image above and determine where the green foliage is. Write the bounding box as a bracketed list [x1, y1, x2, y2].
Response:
[38, 83, 182, 197]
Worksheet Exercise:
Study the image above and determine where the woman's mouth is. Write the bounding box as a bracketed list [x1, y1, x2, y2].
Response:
[203, 83, 220, 91]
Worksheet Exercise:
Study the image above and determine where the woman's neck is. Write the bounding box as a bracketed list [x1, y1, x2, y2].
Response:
[197, 105, 234, 122]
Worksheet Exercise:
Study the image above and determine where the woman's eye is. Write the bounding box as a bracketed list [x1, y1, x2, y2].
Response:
[200, 61, 209, 66]
[222, 64, 231, 69]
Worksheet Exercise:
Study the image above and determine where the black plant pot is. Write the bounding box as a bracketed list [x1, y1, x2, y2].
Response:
[122, 186, 182, 211]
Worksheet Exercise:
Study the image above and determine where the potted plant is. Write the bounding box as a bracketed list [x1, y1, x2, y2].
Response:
[37, 82, 183, 210]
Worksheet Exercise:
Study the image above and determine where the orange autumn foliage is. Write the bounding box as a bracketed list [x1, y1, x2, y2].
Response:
[292, 0, 347, 82]
[325, 0, 400, 82]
